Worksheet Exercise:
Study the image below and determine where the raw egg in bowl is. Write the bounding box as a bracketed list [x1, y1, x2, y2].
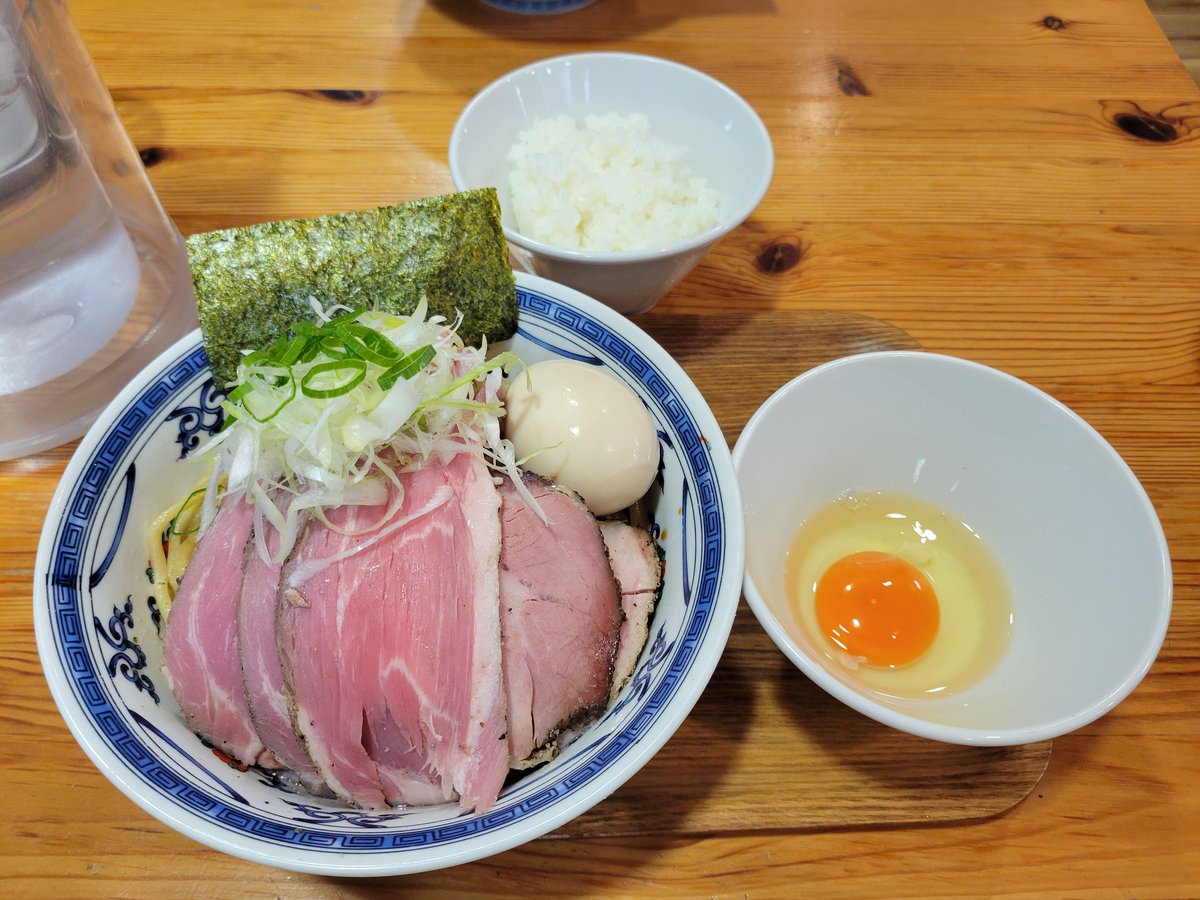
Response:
[733, 351, 1171, 746]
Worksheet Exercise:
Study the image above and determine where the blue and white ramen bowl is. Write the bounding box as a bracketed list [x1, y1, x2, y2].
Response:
[33, 271, 744, 875]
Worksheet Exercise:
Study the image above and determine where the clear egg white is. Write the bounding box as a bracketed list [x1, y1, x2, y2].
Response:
[784, 490, 1013, 700]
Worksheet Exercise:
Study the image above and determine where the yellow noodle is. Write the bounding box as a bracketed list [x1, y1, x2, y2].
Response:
[145, 506, 174, 613]
[145, 479, 212, 618]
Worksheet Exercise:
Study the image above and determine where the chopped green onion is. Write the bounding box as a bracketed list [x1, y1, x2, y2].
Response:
[379, 344, 436, 390]
[325, 309, 361, 328]
[226, 380, 254, 403]
[300, 359, 368, 398]
[274, 333, 310, 366]
[168, 486, 207, 536]
[240, 390, 296, 424]
[239, 368, 296, 422]
[338, 322, 402, 366]
[240, 348, 271, 368]
[316, 334, 355, 360]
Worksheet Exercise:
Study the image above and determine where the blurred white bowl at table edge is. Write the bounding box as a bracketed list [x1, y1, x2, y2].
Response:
[732, 350, 1172, 747]
[449, 51, 773, 316]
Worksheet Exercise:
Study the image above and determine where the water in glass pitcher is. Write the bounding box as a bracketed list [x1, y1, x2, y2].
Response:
[0, 2, 197, 459]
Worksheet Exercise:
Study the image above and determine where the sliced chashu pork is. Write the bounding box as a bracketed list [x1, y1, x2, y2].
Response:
[162, 494, 267, 765]
[498, 473, 624, 769]
[276, 453, 508, 812]
[374, 453, 508, 811]
[600, 520, 664, 701]
[237, 499, 329, 793]
[166, 460, 660, 804]
[276, 498, 400, 808]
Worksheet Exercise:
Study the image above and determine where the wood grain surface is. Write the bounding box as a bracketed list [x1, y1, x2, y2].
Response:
[4, 0, 1200, 896]
[560, 312, 1050, 839]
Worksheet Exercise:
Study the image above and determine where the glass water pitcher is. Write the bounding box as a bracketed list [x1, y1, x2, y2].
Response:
[0, 0, 197, 459]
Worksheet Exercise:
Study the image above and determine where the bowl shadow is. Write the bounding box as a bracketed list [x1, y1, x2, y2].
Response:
[639, 309, 921, 447]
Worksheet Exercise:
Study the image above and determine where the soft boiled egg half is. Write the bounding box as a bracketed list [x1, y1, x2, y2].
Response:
[785, 490, 1013, 699]
[503, 359, 659, 516]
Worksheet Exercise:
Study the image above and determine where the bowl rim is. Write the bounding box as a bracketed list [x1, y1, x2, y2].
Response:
[732, 349, 1173, 746]
[33, 271, 746, 874]
[448, 50, 775, 264]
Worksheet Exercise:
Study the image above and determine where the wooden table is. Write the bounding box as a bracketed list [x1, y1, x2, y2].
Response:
[5, 0, 1200, 895]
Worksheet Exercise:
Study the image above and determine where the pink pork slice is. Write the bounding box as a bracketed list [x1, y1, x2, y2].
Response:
[277, 495, 443, 809]
[499, 473, 624, 768]
[277, 453, 508, 812]
[600, 520, 663, 701]
[237, 500, 327, 791]
[374, 453, 508, 812]
[162, 494, 266, 765]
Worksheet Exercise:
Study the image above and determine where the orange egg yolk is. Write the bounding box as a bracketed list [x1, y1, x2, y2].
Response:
[814, 551, 939, 667]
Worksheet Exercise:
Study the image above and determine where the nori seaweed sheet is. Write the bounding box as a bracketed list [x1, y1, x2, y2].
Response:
[187, 188, 517, 387]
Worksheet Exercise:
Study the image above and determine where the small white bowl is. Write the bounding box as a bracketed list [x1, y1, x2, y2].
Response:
[34, 272, 744, 874]
[733, 351, 1172, 746]
[449, 52, 773, 315]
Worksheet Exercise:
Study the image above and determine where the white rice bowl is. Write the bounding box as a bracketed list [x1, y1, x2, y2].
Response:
[33, 272, 744, 875]
[449, 52, 773, 315]
[507, 113, 720, 252]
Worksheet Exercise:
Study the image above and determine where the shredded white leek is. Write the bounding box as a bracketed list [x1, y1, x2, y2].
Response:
[198, 297, 527, 561]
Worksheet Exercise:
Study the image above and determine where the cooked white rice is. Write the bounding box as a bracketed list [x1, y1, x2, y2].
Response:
[507, 113, 720, 253]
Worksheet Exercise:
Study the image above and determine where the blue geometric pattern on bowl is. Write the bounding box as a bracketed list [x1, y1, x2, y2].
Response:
[39, 282, 729, 856]
[479, 0, 596, 15]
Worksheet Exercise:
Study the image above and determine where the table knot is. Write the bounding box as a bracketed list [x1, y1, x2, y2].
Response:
[300, 89, 381, 105]
[138, 146, 172, 168]
[756, 240, 804, 274]
[832, 58, 871, 97]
